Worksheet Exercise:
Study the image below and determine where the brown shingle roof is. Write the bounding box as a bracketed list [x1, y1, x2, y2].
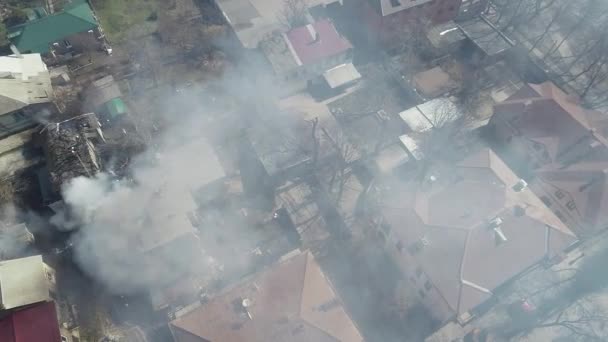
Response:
[170, 251, 363, 342]
[491, 82, 608, 234]
[381, 148, 576, 317]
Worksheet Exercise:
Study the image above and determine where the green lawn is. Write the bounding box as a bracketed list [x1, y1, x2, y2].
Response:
[91, 0, 158, 43]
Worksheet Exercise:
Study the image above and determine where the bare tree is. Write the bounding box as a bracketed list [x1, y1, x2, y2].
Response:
[527, 297, 608, 341]
[279, 0, 308, 29]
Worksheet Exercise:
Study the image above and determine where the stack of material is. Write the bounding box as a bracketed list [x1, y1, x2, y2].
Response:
[42, 114, 104, 191]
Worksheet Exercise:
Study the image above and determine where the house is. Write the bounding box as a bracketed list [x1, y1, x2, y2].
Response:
[379, 148, 577, 323]
[7, 0, 104, 60]
[356, 0, 463, 45]
[83, 75, 127, 123]
[213, 0, 341, 49]
[0, 301, 62, 342]
[0, 255, 56, 311]
[169, 250, 363, 342]
[488, 82, 608, 236]
[458, 0, 489, 20]
[260, 19, 356, 91]
[0, 53, 53, 139]
[126, 137, 226, 311]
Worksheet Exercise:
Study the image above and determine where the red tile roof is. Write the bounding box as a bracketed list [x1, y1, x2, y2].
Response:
[286, 19, 352, 66]
[0, 301, 61, 342]
[170, 251, 363, 342]
[381, 149, 576, 317]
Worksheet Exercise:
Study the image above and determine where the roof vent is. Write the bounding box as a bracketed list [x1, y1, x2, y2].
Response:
[420, 236, 430, 246]
[512, 179, 528, 192]
[494, 226, 508, 244]
[488, 217, 503, 229]
[513, 205, 526, 217]
[242, 298, 253, 320]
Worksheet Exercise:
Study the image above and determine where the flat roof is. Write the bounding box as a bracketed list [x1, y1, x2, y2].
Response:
[426, 21, 466, 50]
[399, 134, 425, 161]
[0, 255, 50, 310]
[373, 0, 435, 17]
[215, 0, 339, 48]
[399, 107, 434, 132]
[0, 53, 53, 116]
[413, 66, 458, 99]
[458, 16, 513, 56]
[323, 63, 361, 89]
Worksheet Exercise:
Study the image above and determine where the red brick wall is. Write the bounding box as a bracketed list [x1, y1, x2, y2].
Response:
[358, 0, 462, 45]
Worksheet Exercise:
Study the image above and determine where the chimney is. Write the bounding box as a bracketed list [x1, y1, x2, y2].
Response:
[306, 24, 319, 44]
[9, 45, 22, 58]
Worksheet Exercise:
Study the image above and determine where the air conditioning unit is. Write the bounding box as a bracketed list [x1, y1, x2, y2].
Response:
[512, 179, 528, 192]
[420, 236, 430, 246]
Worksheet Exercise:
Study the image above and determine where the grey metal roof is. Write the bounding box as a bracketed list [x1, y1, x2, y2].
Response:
[0, 255, 51, 310]
[0, 54, 53, 116]
[458, 16, 514, 56]
[84, 75, 123, 111]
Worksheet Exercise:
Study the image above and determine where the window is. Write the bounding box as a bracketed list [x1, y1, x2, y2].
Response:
[396, 240, 404, 252]
[424, 280, 433, 291]
[566, 201, 576, 210]
[448, 6, 455, 10]
[555, 190, 565, 199]
[555, 210, 567, 222]
[415, 267, 423, 277]
[419, 289, 426, 298]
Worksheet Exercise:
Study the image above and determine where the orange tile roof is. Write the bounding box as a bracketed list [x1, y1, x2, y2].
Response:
[170, 251, 363, 342]
[491, 82, 608, 234]
[381, 148, 576, 317]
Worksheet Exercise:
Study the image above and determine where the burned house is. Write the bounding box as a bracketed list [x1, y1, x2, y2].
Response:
[169, 250, 363, 342]
[41, 114, 104, 193]
[378, 148, 576, 323]
[488, 82, 608, 236]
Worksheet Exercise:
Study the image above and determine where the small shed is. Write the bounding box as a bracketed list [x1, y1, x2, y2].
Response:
[412, 66, 458, 99]
[0, 255, 54, 310]
[322, 63, 361, 89]
[84, 75, 126, 121]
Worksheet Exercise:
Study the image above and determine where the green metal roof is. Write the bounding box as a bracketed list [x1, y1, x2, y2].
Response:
[104, 98, 127, 118]
[8, 0, 98, 54]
